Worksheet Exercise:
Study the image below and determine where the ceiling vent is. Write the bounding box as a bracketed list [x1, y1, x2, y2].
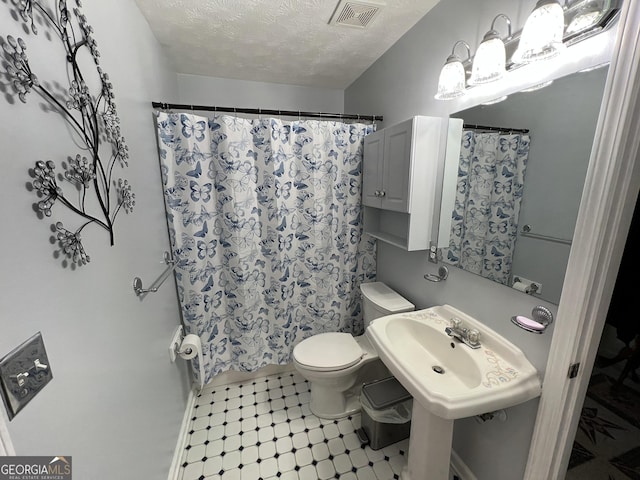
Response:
[329, 0, 384, 29]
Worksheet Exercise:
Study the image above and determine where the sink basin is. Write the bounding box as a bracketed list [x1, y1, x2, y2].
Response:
[367, 305, 541, 420]
[367, 305, 542, 480]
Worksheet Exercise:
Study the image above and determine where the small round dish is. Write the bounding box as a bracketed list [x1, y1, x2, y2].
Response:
[511, 315, 545, 334]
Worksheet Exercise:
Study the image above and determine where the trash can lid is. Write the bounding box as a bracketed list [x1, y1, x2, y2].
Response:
[362, 376, 412, 410]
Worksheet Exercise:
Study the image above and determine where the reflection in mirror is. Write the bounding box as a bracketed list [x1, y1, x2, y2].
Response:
[438, 67, 608, 304]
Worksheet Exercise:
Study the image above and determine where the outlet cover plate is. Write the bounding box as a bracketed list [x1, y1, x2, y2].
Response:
[0, 332, 53, 420]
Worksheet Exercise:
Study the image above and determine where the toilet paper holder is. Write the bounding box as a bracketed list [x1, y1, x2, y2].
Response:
[168, 326, 206, 390]
[512, 276, 541, 295]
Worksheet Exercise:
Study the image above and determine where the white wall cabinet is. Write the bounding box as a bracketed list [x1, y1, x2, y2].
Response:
[363, 120, 413, 211]
[362, 116, 462, 251]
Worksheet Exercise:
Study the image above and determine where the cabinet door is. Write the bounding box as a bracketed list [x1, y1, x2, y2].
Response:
[363, 130, 384, 207]
[382, 119, 413, 212]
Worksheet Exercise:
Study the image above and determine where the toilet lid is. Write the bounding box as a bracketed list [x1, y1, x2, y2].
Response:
[294, 333, 363, 371]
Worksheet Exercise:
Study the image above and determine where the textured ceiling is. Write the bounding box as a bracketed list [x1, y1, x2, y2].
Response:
[134, 0, 440, 89]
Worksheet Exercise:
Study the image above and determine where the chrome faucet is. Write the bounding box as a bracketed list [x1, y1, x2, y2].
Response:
[445, 318, 481, 349]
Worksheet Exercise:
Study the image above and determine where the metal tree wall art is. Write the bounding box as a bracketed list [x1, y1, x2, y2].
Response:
[1, 0, 134, 268]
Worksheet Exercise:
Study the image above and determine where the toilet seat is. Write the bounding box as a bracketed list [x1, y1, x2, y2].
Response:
[293, 332, 363, 372]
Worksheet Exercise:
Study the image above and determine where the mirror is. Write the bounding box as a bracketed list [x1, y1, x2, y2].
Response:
[438, 66, 609, 304]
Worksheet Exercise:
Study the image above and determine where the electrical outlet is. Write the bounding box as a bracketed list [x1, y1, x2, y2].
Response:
[0, 332, 53, 420]
[428, 242, 439, 264]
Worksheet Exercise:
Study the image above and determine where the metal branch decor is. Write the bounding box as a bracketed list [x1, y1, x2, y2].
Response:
[2, 0, 134, 268]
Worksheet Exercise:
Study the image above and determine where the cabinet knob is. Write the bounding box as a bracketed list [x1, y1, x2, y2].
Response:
[379, 190, 386, 197]
[374, 190, 380, 197]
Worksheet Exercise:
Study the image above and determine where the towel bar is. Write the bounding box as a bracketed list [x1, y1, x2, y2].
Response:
[520, 225, 572, 245]
[133, 251, 177, 297]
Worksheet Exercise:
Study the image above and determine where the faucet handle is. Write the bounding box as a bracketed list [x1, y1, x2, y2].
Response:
[451, 318, 462, 330]
[467, 329, 481, 346]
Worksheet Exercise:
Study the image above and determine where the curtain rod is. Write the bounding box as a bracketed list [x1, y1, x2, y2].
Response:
[463, 123, 529, 134]
[151, 102, 383, 122]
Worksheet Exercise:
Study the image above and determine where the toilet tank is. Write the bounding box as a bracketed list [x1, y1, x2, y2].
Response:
[360, 282, 415, 327]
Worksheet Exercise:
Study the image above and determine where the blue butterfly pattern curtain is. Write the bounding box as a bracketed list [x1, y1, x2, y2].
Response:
[445, 130, 530, 284]
[155, 112, 376, 383]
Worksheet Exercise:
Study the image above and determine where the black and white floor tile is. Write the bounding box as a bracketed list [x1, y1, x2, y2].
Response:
[566, 363, 640, 480]
[177, 371, 413, 480]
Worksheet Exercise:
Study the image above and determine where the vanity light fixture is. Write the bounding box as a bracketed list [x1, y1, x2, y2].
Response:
[481, 95, 508, 105]
[567, 7, 601, 34]
[433, 0, 619, 101]
[434, 40, 471, 100]
[578, 61, 609, 73]
[566, 0, 610, 36]
[469, 14, 512, 85]
[521, 80, 554, 92]
[513, 0, 566, 64]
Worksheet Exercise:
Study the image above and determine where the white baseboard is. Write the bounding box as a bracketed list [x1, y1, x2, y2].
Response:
[205, 363, 296, 389]
[167, 389, 197, 480]
[451, 449, 477, 480]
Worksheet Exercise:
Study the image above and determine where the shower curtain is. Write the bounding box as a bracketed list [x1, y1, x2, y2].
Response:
[156, 112, 376, 383]
[445, 130, 530, 284]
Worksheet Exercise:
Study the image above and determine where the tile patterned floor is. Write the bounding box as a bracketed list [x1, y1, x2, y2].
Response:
[177, 371, 411, 480]
[565, 361, 640, 479]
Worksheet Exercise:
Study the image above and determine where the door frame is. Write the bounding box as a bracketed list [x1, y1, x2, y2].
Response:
[524, 1, 640, 478]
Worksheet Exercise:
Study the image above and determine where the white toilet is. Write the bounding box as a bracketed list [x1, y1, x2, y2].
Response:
[292, 282, 414, 419]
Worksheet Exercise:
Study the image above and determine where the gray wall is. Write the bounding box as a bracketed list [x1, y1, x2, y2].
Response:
[0, 4, 347, 478]
[177, 74, 344, 113]
[345, 0, 615, 478]
[0, 1, 190, 479]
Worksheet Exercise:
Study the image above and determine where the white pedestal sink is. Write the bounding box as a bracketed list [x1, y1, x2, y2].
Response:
[366, 305, 541, 480]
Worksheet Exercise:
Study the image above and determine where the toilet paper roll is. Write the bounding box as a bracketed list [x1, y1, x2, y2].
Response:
[179, 334, 205, 390]
[512, 281, 530, 293]
[179, 334, 200, 359]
